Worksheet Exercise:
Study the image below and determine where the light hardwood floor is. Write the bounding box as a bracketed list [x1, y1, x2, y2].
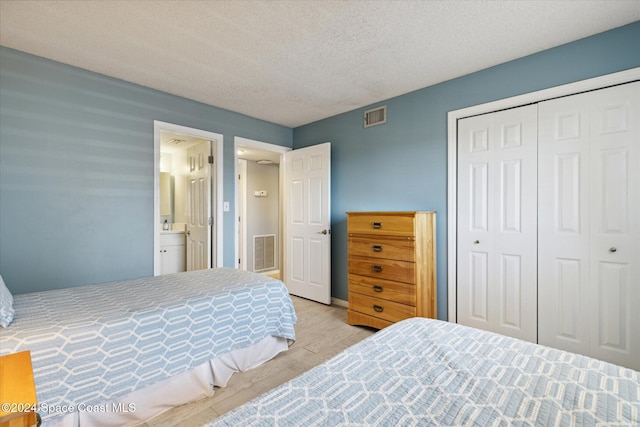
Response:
[142, 296, 376, 427]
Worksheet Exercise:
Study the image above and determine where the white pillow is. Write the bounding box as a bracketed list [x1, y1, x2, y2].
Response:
[0, 275, 15, 328]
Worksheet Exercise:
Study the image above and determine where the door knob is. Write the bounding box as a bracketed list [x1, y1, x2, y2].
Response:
[610, 247, 617, 253]
[186, 230, 191, 236]
[474, 240, 480, 244]
[318, 229, 329, 235]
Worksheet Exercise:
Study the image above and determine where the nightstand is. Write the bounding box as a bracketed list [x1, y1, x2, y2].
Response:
[0, 350, 40, 427]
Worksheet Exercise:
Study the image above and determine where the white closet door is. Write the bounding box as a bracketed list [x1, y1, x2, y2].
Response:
[539, 82, 639, 370]
[457, 105, 538, 342]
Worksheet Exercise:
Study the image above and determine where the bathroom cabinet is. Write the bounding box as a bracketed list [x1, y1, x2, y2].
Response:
[160, 232, 185, 274]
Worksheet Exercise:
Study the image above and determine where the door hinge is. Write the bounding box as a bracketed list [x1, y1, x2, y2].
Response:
[208, 217, 214, 225]
[208, 155, 214, 164]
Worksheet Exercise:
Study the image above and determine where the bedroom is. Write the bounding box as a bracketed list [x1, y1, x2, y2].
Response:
[1, 1, 639, 426]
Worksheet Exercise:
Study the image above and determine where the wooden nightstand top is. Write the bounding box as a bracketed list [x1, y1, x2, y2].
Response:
[0, 350, 37, 419]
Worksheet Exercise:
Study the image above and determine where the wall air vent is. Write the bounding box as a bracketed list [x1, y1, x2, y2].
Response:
[364, 105, 387, 128]
[254, 234, 276, 271]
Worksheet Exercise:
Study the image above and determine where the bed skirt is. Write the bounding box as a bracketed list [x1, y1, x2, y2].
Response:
[41, 335, 289, 427]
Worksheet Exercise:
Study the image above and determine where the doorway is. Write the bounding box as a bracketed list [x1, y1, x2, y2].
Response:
[153, 121, 223, 276]
[235, 137, 332, 305]
[234, 137, 290, 278]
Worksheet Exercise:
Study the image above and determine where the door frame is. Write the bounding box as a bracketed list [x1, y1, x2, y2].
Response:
[233, 136, 291, 273]
[237, 158, 247, 270]
[446, 67, 640, 323]
[154, 120, 224, 275]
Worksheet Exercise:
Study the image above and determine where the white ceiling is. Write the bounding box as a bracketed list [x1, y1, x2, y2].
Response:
[1, 1, 639, 128]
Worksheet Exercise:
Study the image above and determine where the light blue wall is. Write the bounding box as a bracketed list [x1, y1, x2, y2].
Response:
[0, 46, 292, 294]
[293, 22, 640, 319]
[2, 22, 639, 301]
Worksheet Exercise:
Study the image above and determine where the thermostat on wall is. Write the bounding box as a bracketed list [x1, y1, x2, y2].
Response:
[254, 190, 268, 197]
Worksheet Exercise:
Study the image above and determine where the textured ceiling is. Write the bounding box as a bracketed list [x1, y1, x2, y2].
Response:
[1, 1, 639, 128]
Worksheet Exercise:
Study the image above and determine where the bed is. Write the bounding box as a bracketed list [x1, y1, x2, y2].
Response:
[206, 317, 639, 426]
[0, 268, 297, 427]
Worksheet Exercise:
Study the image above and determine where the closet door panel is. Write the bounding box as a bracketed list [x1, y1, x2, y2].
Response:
[499, 254, 524, 329]
[493, 107, 538, 342]
[554, 258, 583, 342]
[458, 105, 537, 342]
[538, 93, 591, 355]
[588, 82, 639, 370]
[469, 251, 489, 323]
[458, 115, 493, 331]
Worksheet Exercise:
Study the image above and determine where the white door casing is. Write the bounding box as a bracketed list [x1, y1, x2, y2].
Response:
[457, 105, 538, 343]
[283, 142, 331, 305]
[237, 159, 247, 270]
[538, 82, 640, 370]
[187, 141, 212, 271]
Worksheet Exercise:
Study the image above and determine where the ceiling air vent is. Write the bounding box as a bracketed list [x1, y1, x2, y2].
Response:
[364, 105, 387, 128]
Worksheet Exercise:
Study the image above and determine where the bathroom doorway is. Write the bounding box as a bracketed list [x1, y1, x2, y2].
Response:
[154, 121, 223, 275]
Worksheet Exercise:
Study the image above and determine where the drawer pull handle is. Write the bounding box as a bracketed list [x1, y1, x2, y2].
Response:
[373, 304, 384, 313]
[373, 285, 384, 293]
[371, 222, 383, 229]
[372, 264, 383, 273]
[372, 245, 383, 252]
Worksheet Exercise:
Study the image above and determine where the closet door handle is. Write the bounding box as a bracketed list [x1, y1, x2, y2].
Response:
[610, 247, 617, 253]
[473, 240, 480, 244]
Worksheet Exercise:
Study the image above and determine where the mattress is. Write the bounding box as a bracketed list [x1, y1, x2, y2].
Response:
[206, 317, 639, 426]
[0, 268, 297, 423]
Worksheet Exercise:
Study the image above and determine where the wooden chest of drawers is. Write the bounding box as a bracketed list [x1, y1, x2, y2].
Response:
[346, 211, 436, 329]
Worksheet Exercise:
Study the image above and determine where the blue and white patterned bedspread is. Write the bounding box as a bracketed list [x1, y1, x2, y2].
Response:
[207, 318, 639, 426]
[0, 268, 296, 422]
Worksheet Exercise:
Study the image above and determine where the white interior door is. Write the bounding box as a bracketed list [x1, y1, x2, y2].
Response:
[283, 142, 331, 304]
[539, 82, 640, 370]
[187, 141, 212, 271]
[457, 105, 538, 343]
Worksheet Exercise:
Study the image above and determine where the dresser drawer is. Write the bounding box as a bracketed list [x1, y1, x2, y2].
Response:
[348, 255, 415, 284]
[348, 274, 415, 306]
[347, 213, 414, 236]
[348, 292, 415, 323]
[348, 235, 415, 261]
